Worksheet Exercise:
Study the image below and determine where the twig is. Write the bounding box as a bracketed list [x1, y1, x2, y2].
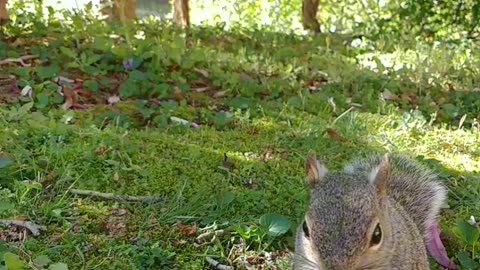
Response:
[0, 55, 39, 66]
[68, 188, 164, 204]
[196, 229, 228, 243]
[0, 219, 46, 236]
[205, 257, 233, 270]
[331, 106, 356, 126]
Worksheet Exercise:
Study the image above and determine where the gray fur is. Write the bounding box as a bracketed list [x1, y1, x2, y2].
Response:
[293, 153, 447, 270]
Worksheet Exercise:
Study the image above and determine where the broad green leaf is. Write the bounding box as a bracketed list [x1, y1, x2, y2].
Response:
[14, 67, 31, 78]
[36, 65, 60, 79]
[4, 252, 25, 270]
[259, 213, 292, 237]
[36, 93, 49, 109]
[83, 80, 99, 92]
[33, 255, 51, 267]
[49, 262, 68, 270]
[216, 192, 235, 208]
[119, 81, 136, 97]
[86, 54, 102, 65]
[229, 96, 251, 109]
[457, 219, 480, 246]
[129, 70, 146, 81]
[0, 240, 9, 262]
[59, 47, 77, 59]
[17, 102, 34, 115]
[0, 201, 14, 212]
[111, 45, 128, 58]
[457, 251, 479, 270]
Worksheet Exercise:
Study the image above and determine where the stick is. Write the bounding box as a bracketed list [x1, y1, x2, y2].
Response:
[0, 54, 39, 66]
[205, 257, 233, 270]
[0, 219, 46, 236]
[68, 188, 164, 204]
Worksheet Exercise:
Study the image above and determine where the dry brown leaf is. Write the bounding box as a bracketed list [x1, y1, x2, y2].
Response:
[325, 128, 348, 143]
[262, 146, 274, 161]
[193, 67, 209, 78]
[108, 95, 120, 105]
[401, 92, 418, 104]
[221, 153, 235, 170]
[239, 72, 252, 80]
[113, 172, 119, 182]
[176, 220, 197, 236]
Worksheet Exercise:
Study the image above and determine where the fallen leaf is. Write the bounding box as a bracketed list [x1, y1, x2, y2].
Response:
[95, 145, 108, 155]
[20, 85, 33, 97]
[193, 67, 209, 78]
[108, 95, 120, 105]
[176, 220, 197, 236]
[221, 153, 235, 170]
[192, 86, 210, 92]
[239, 72, 252, 80]
[62, 87, 77, 110]
[382, 89, 399, 101]
[110, 208, 127, 216]
[170, 116, 190, 126]
[53, 76, 74, 84]
[400, 91, 418, 104]
[113, 172, 119, 182]
[262, 146, 275, 161]
[213, 91, 226, 98]
[101, 215, 127, 237]
[325, 128, 348, 143]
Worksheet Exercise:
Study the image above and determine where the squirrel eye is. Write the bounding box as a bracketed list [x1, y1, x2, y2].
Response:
[302, 220, 310, 238]
[370, 223, 382, 246]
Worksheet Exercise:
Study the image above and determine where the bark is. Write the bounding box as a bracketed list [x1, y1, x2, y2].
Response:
[173, 0, 190, 28]
[0, 0, 8, 22]
[100, 0, 137, 21]
[302, 0, 321, 33]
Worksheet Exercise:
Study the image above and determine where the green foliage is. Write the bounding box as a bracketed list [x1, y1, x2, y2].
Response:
[0, 0, 479, 268]
[259, 213, 292, 237]
[4, 253, 25, 270]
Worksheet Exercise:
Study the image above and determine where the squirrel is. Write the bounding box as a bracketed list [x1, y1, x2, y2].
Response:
[293, 152, 448, 270]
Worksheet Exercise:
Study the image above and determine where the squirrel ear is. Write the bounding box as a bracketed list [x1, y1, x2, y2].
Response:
[369, 153, 391, 197]
[305, 151, 328, 186]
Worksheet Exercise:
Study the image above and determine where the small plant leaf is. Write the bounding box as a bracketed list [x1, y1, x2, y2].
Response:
[457, 251, 479, 270]
[17, 102, 34, 116]
[36, 65, 60, 79]
[0, 201, 14, 212]
[456, 219, 480, 246]
[59, 46, 77, 59]
[4, 252, 25, 270]
[36, 93, 49, 109]
[33, 255, 52, 267]
[83, 80, 99, 92]
[259, 213, 292, 237]
[49, 262, 69, 270]
[215, 192, 235, 208]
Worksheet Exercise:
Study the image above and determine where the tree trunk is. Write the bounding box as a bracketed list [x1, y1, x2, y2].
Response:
[0, 0, 8, 22]
[302, 0, 321, 33]
[100, 0, 137, 21]
[173, 0, 189, 28]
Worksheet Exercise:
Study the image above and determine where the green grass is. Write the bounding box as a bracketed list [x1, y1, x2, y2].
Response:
[0, 1, 479, 269]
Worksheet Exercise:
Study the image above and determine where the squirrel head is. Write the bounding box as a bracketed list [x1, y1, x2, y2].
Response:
[297, 152, 395, 269]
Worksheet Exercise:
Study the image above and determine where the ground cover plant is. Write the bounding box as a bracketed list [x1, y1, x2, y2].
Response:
[0, 0, 479, 269]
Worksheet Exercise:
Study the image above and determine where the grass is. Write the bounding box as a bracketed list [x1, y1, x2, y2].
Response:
[0, 1, 479, 269]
